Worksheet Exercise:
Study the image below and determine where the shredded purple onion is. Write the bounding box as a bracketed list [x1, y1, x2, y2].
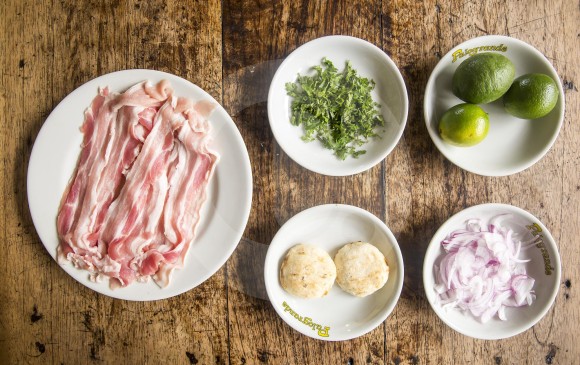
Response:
[434, 214, 536, 323]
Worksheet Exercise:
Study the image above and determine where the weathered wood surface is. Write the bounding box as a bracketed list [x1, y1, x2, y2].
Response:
[1, 0, 578, 364]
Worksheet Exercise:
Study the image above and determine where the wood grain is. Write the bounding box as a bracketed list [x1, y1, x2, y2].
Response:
[223, 1, 387, 364]
[1, 0, 579, 364]
[384, 1, 580, 364]
[1, 1, 227, 364]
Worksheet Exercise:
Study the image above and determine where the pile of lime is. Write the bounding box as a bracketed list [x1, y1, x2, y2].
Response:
[439, 52, 560, 147]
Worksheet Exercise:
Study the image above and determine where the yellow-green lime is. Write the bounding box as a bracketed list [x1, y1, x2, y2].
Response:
[452, 52, 515, 104]
[503, 73, 559, 119]
[438, 103, 490, 147]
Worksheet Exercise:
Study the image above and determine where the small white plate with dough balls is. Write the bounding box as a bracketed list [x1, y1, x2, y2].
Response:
[264, 204, 404, 341]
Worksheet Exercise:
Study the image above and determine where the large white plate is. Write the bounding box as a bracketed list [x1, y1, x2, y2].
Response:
[27, 69, 252, 301]
[423, 203, 561, 339]
[264, 204, 404, 341]
[268, 36, 408, 176]
[424, 35, 565, 176]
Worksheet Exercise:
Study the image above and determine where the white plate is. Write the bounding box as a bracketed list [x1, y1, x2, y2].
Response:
[424, 35, 565, 176]
[423, 203, 561, 339]
[264, 204, 404, 341]
[268, 36, 408, 176]
[27, 69, 252, 301]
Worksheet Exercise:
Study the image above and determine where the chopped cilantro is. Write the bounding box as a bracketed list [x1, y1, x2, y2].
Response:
[285, 58, 385, 160]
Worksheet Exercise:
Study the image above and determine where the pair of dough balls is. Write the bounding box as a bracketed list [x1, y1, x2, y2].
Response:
[279, 242, 389, 298]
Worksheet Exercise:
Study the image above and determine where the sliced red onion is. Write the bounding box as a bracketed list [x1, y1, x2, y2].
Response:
[433, 214, 535, 323]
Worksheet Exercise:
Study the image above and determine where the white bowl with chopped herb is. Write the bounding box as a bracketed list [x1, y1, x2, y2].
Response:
[423, 203, 561, 340]
[268, 36, 408, 176]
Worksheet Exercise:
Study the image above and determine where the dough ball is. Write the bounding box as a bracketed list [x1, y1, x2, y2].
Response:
[279, 244, 337, 298]
[334, 241, 389, 297]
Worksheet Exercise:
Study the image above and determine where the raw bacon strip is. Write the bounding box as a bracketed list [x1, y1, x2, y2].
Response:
[152, 98, 218, 286]
[56, 90, 107, 250]
[56, 80, 219, 289]
[100, 97, 218, 287]
[57, 81, 173, 271]
[100, 100, 181, 285]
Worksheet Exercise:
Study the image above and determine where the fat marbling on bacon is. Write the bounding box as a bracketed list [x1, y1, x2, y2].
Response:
[56, 80, 219, 288]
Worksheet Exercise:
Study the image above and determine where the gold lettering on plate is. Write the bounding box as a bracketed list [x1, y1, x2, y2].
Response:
[282, 301, 330, 338]
[451, 44, 508, 63]
[526, 222, 555, 275]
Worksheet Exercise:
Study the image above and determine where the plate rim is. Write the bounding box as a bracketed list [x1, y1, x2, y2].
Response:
[27, 69, 253, 301]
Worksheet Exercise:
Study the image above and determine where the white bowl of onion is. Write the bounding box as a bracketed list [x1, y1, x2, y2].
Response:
[423, 203, 561, 340]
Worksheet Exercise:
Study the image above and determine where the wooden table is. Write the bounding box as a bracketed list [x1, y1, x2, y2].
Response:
[1, 0, 578, 363]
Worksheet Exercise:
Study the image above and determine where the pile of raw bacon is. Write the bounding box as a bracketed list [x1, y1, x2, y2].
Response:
[56, 80, 219, 288]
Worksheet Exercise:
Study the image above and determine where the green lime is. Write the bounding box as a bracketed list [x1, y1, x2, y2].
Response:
[452, 52, 515, 104]
[503, 73, 559, 119]
[438, 103, 490, 147]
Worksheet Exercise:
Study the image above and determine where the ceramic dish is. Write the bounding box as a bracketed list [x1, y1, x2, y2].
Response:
[423, 203, 561, 339]
[264, 204, 404, 341]
[268, 35, 408, 176]
[27, 69, 252, 301]
[424, 35, 565, 176]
